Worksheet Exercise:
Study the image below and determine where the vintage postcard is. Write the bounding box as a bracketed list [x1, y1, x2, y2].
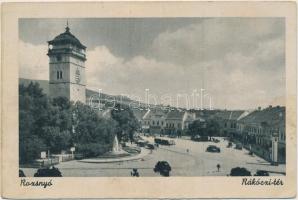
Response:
[1, 1, 297, 199]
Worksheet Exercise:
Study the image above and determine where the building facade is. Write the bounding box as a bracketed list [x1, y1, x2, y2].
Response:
[213, 110, 245, 136]
[141, 109, 167, 134]
[48, 25, 87, 103]
[236, 106, 286, 163]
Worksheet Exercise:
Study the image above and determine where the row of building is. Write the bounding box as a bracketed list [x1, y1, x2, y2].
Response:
[138, 109, 199, 135]
[132, 105, 285, 163]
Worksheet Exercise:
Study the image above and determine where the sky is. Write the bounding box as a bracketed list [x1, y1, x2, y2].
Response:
[19, 18, 285, 110]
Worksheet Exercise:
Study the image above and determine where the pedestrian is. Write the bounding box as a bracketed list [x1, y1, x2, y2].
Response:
[217, 164, 221, 172]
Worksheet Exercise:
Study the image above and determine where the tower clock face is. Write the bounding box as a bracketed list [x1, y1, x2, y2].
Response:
[75, 69, 81, 83]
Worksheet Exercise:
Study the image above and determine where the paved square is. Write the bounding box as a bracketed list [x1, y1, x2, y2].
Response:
[21, 136, 285, 177]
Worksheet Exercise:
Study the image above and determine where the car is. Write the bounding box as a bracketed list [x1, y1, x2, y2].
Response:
[146, 143, 155, 150]
[191, 135, 200, 141]
[154, 138, 162, 144]
[19, 169, 26, 177]
[230, 167, 251, 176]
[254, 170, 269, 176]
[154, 161, 172, 176]
[213, 138, 220, 143]
[227, 142, 233, 148]
[191, 135, 209, 142]
[154, 138, 174, 146]
[235, 143, 243, 150]
[136, 140, 148, 147]
[168, 135, 176, 138]
[206, 145, 221, 153]
[34, 166, 62, 177]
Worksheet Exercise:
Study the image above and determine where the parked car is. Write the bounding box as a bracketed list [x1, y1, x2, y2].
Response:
[235, 143, 243, 150]
[19, 169, 26, 177]
[154, 138, 162, 144]
[212, 138, 220, 143]
[206, 145, 221, 153]
[254, 170, 269, 176]
[191, 135, 209, 142]
[227, 142, 233, 148]
[154, 161, 172, 176]
[154, 138, 175, 146]
[131, 168, 140, 177]
[191, 135, 200, 141]
[34, 166, 62, 177]
[229, 167, 251, 176]
[146, 143, 155, 150]
[136, 140, 148, 147]
[168, 135, 176, 138]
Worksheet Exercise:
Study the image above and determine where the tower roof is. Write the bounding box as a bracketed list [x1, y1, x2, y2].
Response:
[48, 25, 86, 49]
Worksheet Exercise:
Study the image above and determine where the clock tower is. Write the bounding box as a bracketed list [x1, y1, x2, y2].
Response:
[47, 24, 86, 103]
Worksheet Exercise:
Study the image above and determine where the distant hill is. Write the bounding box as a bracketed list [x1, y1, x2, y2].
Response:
[19, 78, 50, 94]
[19, 78, 149, 108]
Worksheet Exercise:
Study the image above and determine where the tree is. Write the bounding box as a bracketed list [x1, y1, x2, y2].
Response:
[19, 135, 47, 164]
[187, 120, 206, 137]
[187, 119, 220, 137]
[20, 83, 73, 163]
[19, 82, 49, 164]
[19, 82, 117, 163]
[72, 102, 116, 157]
[111, 104, 139, 142]
[205, 119, 220, 136]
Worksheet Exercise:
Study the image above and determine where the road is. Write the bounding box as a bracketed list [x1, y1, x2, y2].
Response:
[21, 136, 285, 177]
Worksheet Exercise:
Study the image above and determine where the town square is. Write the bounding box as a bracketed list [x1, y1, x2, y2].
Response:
[18, 18, 286, 177]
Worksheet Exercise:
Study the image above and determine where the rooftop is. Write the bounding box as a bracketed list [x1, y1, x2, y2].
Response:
[48, 26, 86, 49]
[214, 110, 245, 120]
[166, 110, 185, 120]
[238, 106, 285, 126]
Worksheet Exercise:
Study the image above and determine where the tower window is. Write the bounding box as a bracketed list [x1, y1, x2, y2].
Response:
[57, 70, 63, 79]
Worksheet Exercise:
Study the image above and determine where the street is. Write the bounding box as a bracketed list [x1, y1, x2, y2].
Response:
[21, 136, 285, 177]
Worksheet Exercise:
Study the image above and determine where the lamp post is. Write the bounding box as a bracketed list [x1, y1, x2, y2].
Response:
[70, 147, 75, 159]
[271, 132, 279, 166]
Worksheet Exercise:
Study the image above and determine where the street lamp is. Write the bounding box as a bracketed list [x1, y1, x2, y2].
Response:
[271, 132, 279, 166]
[70, 147, 75, 159]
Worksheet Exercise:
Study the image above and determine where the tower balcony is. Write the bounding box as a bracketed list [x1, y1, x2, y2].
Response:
[47, 48, 86, 61]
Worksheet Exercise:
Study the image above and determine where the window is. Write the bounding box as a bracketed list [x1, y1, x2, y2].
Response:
[57, 70, 63, 79]
[157, 121, 159, 125]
